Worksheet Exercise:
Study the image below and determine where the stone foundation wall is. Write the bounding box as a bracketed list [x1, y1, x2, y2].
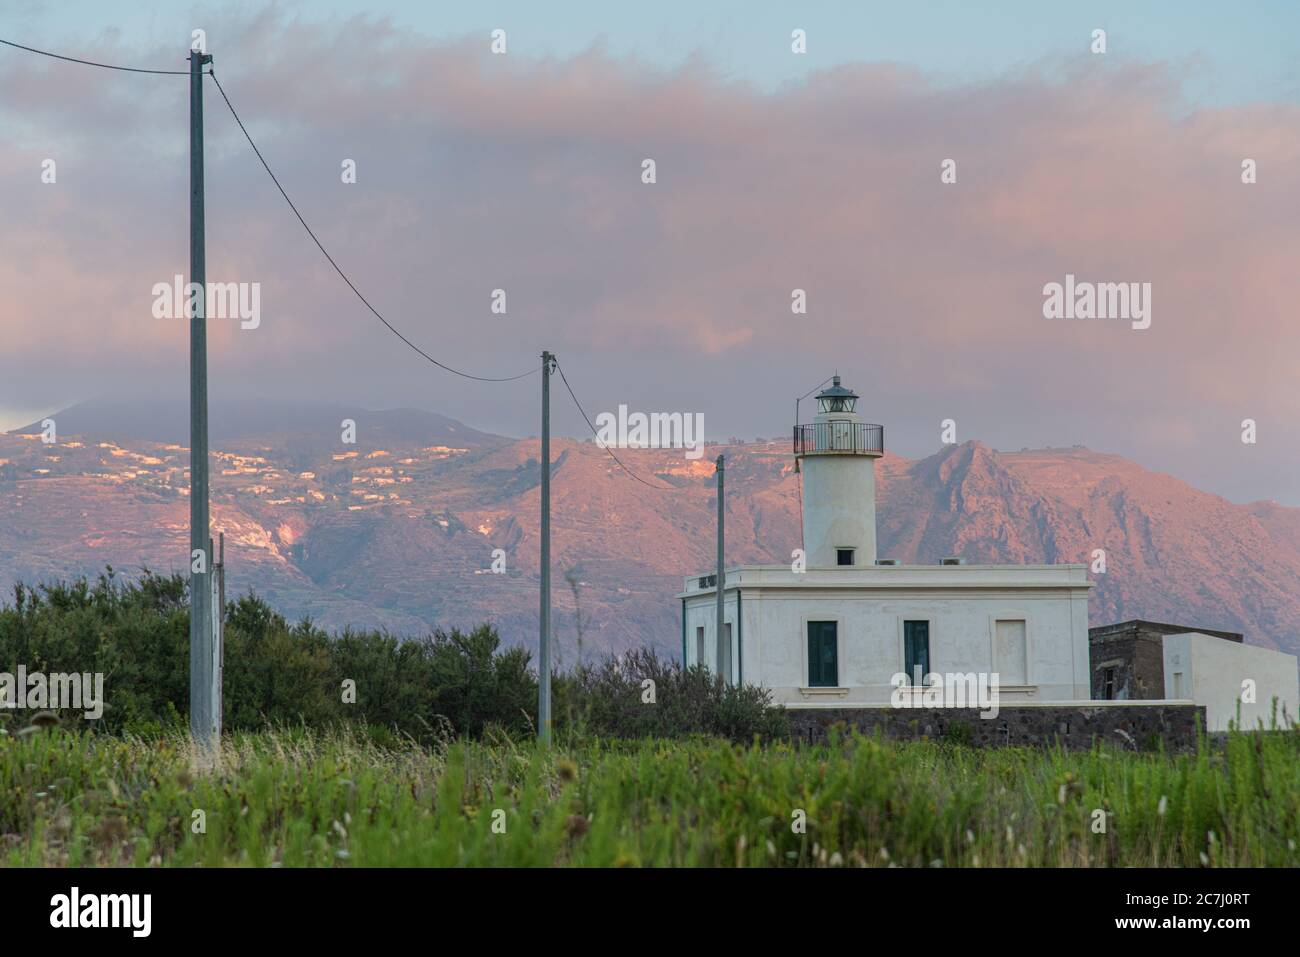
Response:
[787, 703, 1205, 752]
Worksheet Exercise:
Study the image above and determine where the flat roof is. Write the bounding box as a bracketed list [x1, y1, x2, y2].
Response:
[1089, 619, 1243, 643]
[679, 562, 1092, 598]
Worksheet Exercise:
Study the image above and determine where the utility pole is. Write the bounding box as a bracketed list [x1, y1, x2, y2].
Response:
[715, 453, 728, 683]
[189, 44, 216, 754]
[538, 351, 555, 744]
[212, 532, 225, 739]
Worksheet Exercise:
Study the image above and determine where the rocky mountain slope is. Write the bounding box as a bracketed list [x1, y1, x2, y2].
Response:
[2, 402, 1297, 659]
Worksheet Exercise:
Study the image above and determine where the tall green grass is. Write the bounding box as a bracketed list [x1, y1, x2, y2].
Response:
[1, 727, 1297, 866]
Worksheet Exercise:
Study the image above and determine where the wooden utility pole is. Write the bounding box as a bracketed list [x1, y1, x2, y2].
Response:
[189, 44, 217, 754]
[538, 351, 555, 744]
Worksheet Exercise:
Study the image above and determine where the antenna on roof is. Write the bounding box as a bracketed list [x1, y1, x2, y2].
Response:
[793, 375, 835, 474]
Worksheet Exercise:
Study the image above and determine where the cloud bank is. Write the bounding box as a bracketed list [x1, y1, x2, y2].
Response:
[2, 10, 1298, 504]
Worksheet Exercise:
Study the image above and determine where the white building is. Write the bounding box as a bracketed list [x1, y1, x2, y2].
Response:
[1089, 617, 1300, 733]
[1162, 632, 1296, 731]
[678, 376, 1094, 706]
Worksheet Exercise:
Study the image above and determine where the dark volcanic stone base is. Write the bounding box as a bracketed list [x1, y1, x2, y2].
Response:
[787, 704, 1205, 752]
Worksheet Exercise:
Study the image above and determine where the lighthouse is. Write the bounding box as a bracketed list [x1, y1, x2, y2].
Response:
[793, 375, 884, 567]
[679, 372, 1093, 704]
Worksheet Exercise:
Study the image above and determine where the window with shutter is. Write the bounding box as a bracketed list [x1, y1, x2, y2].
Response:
[807, 621, 838, 687]
[903, 620, 930, 685]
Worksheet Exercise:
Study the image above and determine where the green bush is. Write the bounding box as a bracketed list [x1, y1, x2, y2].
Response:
[0, 570, 538, 742]
[0, 571, 189, 733]
[0, 570, 782, 745]
[554, 648, 789, 742]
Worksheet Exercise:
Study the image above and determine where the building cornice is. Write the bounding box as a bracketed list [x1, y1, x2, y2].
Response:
[677, 563, 1092, 599]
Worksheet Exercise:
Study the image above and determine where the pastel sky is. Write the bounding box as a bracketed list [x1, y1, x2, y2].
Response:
[1, 2, 1298, 505]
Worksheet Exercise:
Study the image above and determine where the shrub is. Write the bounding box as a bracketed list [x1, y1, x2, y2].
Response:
[555, 648, 788, 742]
[0, 570, 783, 745]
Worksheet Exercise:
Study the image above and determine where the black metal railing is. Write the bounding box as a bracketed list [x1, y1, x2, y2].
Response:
[793, 422, 884, 456]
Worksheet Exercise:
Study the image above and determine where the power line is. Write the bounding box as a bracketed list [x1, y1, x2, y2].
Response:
[1, 35, 534, 383]
[206, 69, 537, 384]
[0, 37, 188, 74]
[553, 359, 678, 491]
[793, 375, 833, 554]
[2, 34, 686, 476]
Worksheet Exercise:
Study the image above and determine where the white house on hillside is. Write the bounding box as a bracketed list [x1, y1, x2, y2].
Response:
[677, 376, 1095, 706]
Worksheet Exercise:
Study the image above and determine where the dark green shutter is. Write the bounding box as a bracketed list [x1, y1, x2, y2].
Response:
[904, 620, 930, 684]
[807, 621, 838, 687]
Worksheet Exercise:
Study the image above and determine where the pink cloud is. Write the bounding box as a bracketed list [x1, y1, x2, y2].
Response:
[1, 10, 1298, 504]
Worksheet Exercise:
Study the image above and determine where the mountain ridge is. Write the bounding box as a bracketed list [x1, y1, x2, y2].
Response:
[1, 404, 1297, 659]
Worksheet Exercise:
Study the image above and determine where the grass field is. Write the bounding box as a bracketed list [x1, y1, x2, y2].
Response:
[2, 726, 1298, 867]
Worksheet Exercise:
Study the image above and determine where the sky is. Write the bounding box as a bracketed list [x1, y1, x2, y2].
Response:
[1, 1, 1298, 505]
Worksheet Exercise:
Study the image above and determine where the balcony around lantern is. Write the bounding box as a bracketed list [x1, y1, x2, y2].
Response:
[793, 421, 884, 457]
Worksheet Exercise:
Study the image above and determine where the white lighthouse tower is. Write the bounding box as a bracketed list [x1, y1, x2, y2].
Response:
[794, 375, 883, 567]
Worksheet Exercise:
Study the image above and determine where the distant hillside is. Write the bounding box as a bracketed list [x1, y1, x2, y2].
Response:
[876, 443, 1300, 651]
[11, 398, 507, 452]
[2, 402, 1298, 658]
